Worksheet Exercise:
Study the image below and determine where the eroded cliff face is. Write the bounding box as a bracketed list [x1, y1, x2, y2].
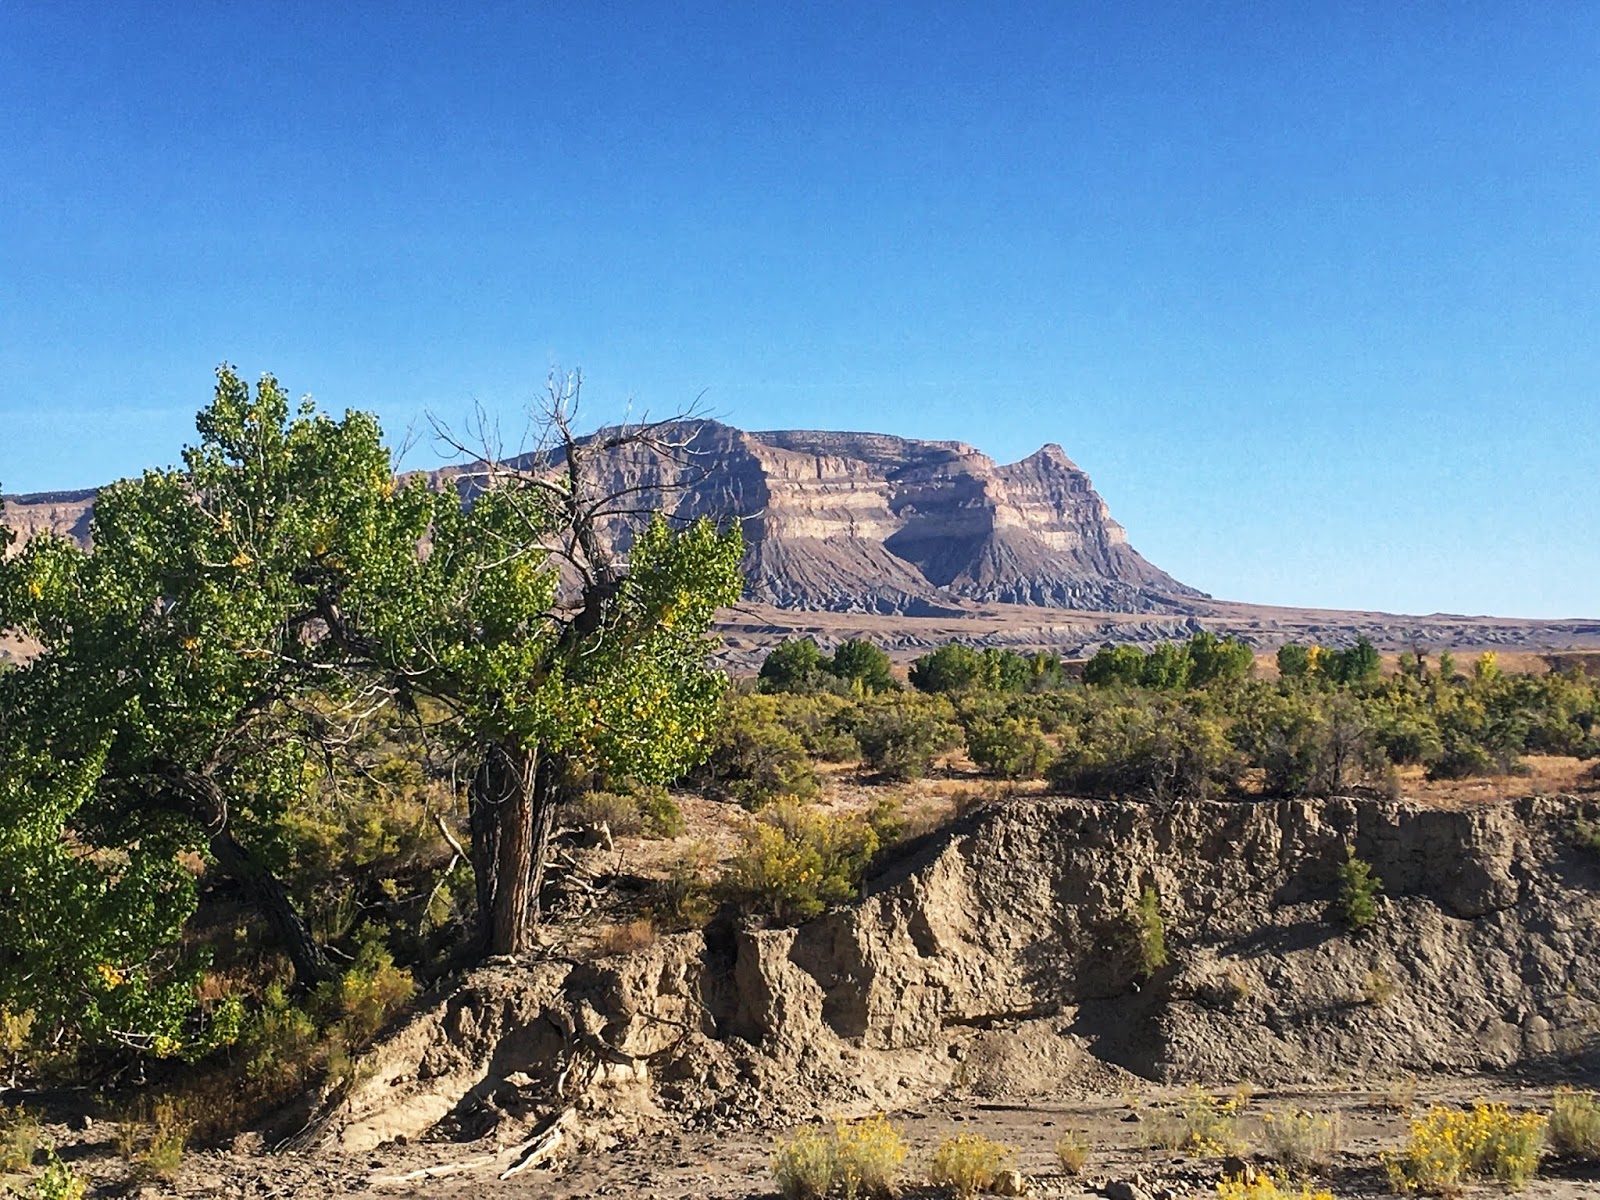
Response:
[542, 422, 1203, 615]
[3, 423, 1199, 616]
[318, 794, 1600, 1152]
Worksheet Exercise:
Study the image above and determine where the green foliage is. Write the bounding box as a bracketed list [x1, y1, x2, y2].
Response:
[699, 694, 820, 808]
[21, 1152, 87, 1200]
[1048, 697, 1242, 802]
[759, 638, 898, 696]
[758, 638, 835, 695]
[1129, 885, 1169, 977]
[1276, 643, 1313, 679]
[845, 693, 963, 781]
[908, 643, 1036, 694]
[828, 639, 897, 694]
[1324, 637, 1383, 685]
[1083, 643, 1147, 687]
[963, 714, 1052, 780]
[0, 1105, 41, 1173]
[724, 803, 879, 924]
[1336, 850, 1382, 932]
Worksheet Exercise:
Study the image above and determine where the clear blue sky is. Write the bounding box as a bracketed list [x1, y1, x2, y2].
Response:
[3, 3, 1596, 618]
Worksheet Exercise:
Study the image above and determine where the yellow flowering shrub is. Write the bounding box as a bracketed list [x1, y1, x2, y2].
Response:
[1383, 1101, 1545, 1195]
[1144, 1084, 1248, 1155]
[1216, 1174, 1335, 1200]
[771, 1114, 907, 1199]
[928, 1132, 1015, 1198]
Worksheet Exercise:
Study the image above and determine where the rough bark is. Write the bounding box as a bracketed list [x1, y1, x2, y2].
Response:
[469, 742, 562, 956]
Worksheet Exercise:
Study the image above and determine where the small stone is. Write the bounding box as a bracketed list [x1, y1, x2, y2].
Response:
[1121, 1110, 1142, 1122]
[1105, 1182, 1153, 1200]
[1220, 1155, 1255, 1183]
[992, 1168, 1030, 1195]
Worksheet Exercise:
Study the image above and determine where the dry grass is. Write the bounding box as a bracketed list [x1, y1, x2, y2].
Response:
[1260, 1107, 1343, 1171]
[1054, 1130, 1090, 1174]
[596, 917, 658, 956]
[1549, 1088, 1600, 1159]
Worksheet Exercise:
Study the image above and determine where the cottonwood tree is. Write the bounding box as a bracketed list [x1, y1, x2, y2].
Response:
[0, 371, 422, 1047]
[0, 367, 743, 1051]
[373, 377, 744, 955]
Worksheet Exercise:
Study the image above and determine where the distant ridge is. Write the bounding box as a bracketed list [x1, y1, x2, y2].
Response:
[3, 422, 1200, 617]
[437, 420, 1207, 616]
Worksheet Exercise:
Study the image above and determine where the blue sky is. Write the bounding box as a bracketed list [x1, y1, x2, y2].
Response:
[2, 3, 1596, 618]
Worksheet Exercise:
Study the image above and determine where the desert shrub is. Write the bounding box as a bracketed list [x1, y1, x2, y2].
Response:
[1549, 1087, 1600, 1159]
[634, 785, 686, 838]
[1055, 1129, 1090, 1174]
[1049, 698, 1241, 802]
[725, 804, 878, 925]
[1425, 733, 1496, 781]
[0, 1009, 34, 1088]
[596, 918, 657, 956]
[658, 841, 717, 930]
[1574, 817, 1600, 855]
[847, 694, 963, 781]
[1383, 1101, 1545, 1194]
[1363, 968, 1399, 1007]
[569, 790, 644, 837]
[928, 1132, 1015, 1198]
[773, 1125, 837, 1200]
[1260, 1108, 1343, 1171]
[770, 1115, 907, 1200]
[698, 694, 819, 807]
[25, 1153, 87, 1200]
[833, 1114, 908, 1198]
[964, 714, 1052, 780]
[1336, 850, 1382, 932]
[117, 1096, 190, 1183]
[1125, 885, 1169, 978]
[1380, 1074, 1420, 1113]
[1215, 1175, 1333, 1200]
[314, 938, 416, 1050]
[1143, 1085, 1246, 1155]
[1261, 692, 1390, 797]
[0, 1104, 41, 1172]
[770, 693, 861, 761]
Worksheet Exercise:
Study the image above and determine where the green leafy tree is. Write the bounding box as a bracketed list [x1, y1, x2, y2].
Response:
[908, 643, 987, 693]
[757, 637, 831, 694]
[1276, 643, 1313, 680]
[1083, 643, 1146, 687]
[1186, 631, 1255, 687]
[828, 638, 896, 693]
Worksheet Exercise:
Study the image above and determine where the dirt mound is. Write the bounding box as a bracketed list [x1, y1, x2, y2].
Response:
[317, 793, 1600, 1153]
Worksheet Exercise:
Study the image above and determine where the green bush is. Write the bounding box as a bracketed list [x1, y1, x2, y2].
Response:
[724, 803, 878, 924]
[1128, 885, 1169, 977]
[1048, 699, 1241, 802]
[1336, 850, 1382, 933]
[963, 714, 1052, 780]
[847, 694, 963, 781]
[698, 693, 819, 807]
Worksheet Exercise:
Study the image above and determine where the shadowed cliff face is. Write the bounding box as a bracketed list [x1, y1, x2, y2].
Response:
[3, 422, 1201, 616]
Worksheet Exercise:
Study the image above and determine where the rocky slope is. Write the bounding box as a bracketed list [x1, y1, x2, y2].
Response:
[2, 423, 1201, 615]
[317, 792, 1600, 1153]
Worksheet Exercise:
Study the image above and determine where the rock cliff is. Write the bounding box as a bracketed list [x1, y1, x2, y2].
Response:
[316, 793, 1600, 1151]
[4, 423, 1199, 614]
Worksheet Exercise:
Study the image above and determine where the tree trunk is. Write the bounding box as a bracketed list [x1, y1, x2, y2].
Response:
[209, 827, 335, 988]
[165, 766, 334, 990]
[469, 743, 561, 957]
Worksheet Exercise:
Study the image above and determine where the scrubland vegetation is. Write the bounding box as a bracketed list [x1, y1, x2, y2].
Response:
[0, 375, 1596, 1198]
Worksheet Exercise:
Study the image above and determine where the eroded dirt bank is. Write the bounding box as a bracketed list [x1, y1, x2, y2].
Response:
[319, 793, 1600, 1156]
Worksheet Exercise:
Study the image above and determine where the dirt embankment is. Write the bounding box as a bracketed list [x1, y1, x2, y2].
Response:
[318, 794, 1600, 1155]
